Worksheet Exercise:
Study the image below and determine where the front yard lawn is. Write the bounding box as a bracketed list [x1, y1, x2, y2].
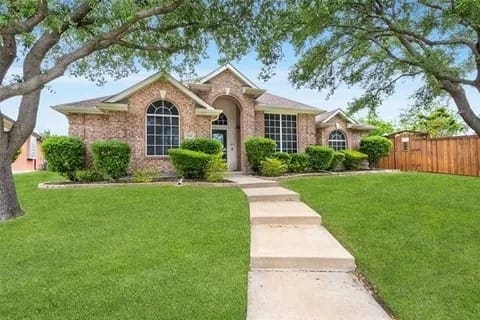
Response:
[1, 172, 249, 320]
[283, 173, 480, 320]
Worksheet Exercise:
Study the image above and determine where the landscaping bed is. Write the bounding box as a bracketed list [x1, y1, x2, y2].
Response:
[1, 172, 249, 319]
[283, 173, 480, 320]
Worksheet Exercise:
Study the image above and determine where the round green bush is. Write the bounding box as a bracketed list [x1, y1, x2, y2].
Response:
[260, 157, 287, 177]
[340, 149, 368, 170]
[41, 136, 85, 181]
[273, 152, 292, 165]
[168, 148, 212, 180]
[91, 140, 131, 179]
[205, 155, 228, 182]
[245, 137, 277, 174]
[329, 151, 345, 171]
[305, 146, 334, 171]
[359, 136, 393, 168]
[180, 138, 222, 155]
[288, 153, 310, 173]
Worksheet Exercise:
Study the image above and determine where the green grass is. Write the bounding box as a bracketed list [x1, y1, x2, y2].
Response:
[1, 172, 249, 320]
[283, 173, 480, 320]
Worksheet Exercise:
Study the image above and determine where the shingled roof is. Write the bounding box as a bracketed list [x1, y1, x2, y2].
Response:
[255, 92, 321, 113]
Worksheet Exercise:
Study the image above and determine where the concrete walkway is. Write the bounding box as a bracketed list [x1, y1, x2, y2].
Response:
[229, 174, 391, 320]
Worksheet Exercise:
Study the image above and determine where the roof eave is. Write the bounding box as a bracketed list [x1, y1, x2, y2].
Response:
[256, 104, 322, 115]
[51, 105, 106, 115]
[243, 87, 266, 98]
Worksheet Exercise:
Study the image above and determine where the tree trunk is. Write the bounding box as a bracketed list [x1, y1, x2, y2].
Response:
[441, 81, 480, 136]
[0, 156, 23, 221]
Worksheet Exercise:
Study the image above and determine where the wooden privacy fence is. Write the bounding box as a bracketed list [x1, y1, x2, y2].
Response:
[378, 133, 480, 177]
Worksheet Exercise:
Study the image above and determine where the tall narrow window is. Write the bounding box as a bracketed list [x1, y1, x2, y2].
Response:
[328, 130, 347, 151]
[264, 113, 297, 153]
[146, 100, 180, 156]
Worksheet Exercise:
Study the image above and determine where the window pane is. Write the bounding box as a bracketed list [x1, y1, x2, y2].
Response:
[146, 100, 180, 155]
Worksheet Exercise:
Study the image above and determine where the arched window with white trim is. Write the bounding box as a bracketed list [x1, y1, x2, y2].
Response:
[212, 112, 228, 126]
[146, 100, 180, 156]
[328, 130, 347, 151]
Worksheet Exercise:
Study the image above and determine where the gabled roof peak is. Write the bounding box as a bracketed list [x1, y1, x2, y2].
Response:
[197, 63, 259, 89]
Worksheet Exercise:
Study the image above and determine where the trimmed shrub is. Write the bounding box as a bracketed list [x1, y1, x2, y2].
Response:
[205, 155, 228, 182]
[132, 168, 159, 183]
[181, 138, 222, 155]
[305, 146, 334, 171]
[245, 137, 277, 173]
[341, 149, 368, 170]
[329, 151, 345, 171]
[260, 157, 287, 177]
[91, 140, 131, 179]
[42, 136, 85, 181]
[75, 169, 105, 183]
[360, 136, 393, 168]
[168, 148, 212, 180]
[288, 153, 310, 173]
[273, 152, 292, 166]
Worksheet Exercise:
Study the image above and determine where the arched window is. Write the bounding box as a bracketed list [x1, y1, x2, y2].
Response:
[146, 100, 179, 156]
[212, 112, 228, 126]
[328, 130, 347, 151]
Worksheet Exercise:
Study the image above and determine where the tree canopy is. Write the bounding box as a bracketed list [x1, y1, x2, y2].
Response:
[257, 0, 480, 135]
[400, 105, 466, 137]
[0, 0, 277, 220]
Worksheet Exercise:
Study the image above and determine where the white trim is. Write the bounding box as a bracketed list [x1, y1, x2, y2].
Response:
[264, 112, 298, 153]
[105, 73, 215, 110]
[197, 63, 259, 89]
[321, 109, 357, 124]
[51, 105, 105, 115]
[195, 108, 223, 117]
[243, 87, 266, 97]
[256, 104, 320, 115]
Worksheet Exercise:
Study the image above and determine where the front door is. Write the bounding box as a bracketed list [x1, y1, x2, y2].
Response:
[212, 129, 227, 160]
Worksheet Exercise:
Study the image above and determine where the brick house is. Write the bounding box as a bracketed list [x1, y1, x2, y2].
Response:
[52, 64, 372, 172]
[3, 115, 44, 172]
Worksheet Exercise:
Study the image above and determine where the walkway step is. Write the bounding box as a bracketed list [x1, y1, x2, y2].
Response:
[227, 175, 279, 188]
[250, 224, 355, 271]
[247, 271, 391, 320]
[243, 187, 300, 202]
[250, 201, 321, 225]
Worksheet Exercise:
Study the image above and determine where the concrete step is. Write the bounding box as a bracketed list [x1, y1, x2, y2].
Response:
[250, 224, 355, 271]
[247, 271, 391, 320]
[243, 187, 300, 202]
[250, 201, 321, 225]
[228, 175, 279, 188]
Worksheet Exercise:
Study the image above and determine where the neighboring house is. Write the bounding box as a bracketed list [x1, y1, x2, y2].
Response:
[52, 64, 373, 172]
[3, 115, 44, 172]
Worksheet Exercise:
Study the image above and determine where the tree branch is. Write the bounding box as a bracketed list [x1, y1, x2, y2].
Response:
[0, 0, 48, 34]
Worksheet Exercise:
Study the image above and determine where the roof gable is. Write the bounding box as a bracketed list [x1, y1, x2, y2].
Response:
[105, 73, 214, 110]
[197, 63, 259, 89]
[315, 108, 357, 124]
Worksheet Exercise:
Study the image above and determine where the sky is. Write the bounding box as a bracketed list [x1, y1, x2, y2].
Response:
[0, 43, 477, 135]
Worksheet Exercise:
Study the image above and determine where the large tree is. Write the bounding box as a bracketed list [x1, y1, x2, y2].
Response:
[0, 0, 275, 220]
[400, 105, 467, 137]
[258, 0, 480, 134]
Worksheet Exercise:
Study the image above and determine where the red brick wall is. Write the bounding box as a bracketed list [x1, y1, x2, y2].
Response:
[69, 80, 213, 172]
[315, 115, 369, 150]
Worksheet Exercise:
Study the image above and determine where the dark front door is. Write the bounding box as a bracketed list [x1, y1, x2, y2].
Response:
[212, 129, 227, 160]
